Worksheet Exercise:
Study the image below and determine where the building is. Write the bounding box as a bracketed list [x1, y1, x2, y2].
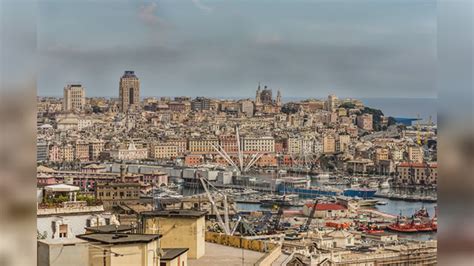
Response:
[322, 135, 336, 154]
[160, 248, 189, 266]
[37, 184, 119, 241]
[191, 97, 211, 111]
[77, 233, 161, 266]
[260, 87, 272, 104]
[302, 202, 348, 218]
[37, 238, 89, 266]
[188, 138, 219, 153]
[48, 144, 61, 162]
[219, 135, 238, 153]
[276, 90, 282, 106]
[375, 147, 390, 163]
[110, 142, 148, 161]
[407, 145, 424, 163]
[168, 101, 191, 112]
[119, 71, 140, 112]
[63, 84, 85, 112]
[149, 142, 179, 159]
[241, 136, 275, 153]
[184, 155, 204, 166]
[89, 140, 104, 161]
[240, 100, 254, 117]
[95, 181, 141, 208]
[396, 162, 437, 186]
[326, 94, 338, 112]
[37, 140, 49, 162]
[74, 140, 90, 162]
[314, 230, 355, 249]
[141, 210, 206, 259]
[337, 134, 351, 152]
[357, 114, 373, 131]
[287, 137, 302, 155]
[61, 144, 75, 162]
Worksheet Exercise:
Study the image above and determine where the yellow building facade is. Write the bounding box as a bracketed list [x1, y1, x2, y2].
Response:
[141, 210, 206, 259]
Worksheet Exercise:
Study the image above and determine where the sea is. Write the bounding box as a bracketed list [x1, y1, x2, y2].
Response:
[360, 98, 437, 124]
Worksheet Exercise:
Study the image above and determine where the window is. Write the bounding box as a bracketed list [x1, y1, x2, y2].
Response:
[59, 224, 68, 238]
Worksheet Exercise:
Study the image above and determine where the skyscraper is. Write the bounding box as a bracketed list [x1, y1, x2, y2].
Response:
[326, 94, 338, 112]
[63, 84, 85, 112]
[119, 71, 140, 112]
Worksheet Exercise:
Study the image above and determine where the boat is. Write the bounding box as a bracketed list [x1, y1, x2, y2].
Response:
[278, 186, 342, 198]
[414, 206, 430, 218]
[368, 181, 379, 188]
[386, 209, 436, 233]
[343, 188, 377, 199]
[357, 198, 379, 207]
[376, 201, 388, 205]
[313, 172, 330, 180]
[387, 219, 418, 233]
[379, 180, 390, 189]
[260, 194, 299, 208]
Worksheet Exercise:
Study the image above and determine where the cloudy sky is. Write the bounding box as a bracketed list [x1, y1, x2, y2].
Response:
[37, 0, 437, 98]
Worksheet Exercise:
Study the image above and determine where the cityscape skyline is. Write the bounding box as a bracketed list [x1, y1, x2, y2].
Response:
[37, 0, 436, 98]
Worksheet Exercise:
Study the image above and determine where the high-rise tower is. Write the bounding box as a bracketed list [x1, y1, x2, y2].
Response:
[63, 84, 85, 113]
[119, 71, 140, 112]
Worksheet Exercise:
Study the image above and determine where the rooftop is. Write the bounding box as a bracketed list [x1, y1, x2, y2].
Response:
[44, 183, 80, 192]
[85, 224, 133, 233]
[188, 242, 265, 266]
[161, 248, 189, 261]
[141, 209, 207, 218]
[304, 203, 347, 211]
[77, 233, 160, 245]
[38, 237, 88, 246]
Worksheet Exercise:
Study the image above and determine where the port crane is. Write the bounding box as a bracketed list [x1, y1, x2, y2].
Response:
[300, 198, 321, 232]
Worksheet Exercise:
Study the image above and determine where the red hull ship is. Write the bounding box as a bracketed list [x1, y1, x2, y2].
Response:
[387, 207, 437, 233]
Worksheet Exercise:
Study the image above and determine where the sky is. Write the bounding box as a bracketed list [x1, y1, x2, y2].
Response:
[36, 0, 437, 98]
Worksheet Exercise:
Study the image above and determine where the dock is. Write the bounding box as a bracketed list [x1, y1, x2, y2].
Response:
[374, 192, 437, 203]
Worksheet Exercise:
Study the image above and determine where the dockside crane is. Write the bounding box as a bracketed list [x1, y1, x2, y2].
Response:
[271, 195, 286, 232]
[300, 198, 321, 232]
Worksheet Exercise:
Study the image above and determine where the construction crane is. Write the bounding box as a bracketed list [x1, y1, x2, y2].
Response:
[300, 198, 320, 232]
[271, 195, 286, 232]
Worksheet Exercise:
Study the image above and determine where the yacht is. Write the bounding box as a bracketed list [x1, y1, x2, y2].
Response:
[380, 180, 390, 189]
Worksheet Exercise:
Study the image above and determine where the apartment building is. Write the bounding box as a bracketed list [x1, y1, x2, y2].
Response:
[241, 136, 275, 153]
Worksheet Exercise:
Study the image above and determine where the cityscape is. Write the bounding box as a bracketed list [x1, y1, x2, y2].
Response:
[36, 70, 438, 265]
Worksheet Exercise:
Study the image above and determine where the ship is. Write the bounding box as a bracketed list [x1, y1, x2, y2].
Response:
[386, 208, 436, 233]
[343, 188, 377, 199]
[278, 185, 342, 198]
[260, 194, 299, 208]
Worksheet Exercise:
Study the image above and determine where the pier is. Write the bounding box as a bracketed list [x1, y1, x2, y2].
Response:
[374, 192, 437, 203]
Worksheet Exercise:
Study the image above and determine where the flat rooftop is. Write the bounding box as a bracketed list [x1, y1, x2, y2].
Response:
[85, 224, 133, 233]
[189, 242, 265, 266]
[38, 237, 88, 246]
[77, 233, 160, 245]
[141, 209, 207, 218]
